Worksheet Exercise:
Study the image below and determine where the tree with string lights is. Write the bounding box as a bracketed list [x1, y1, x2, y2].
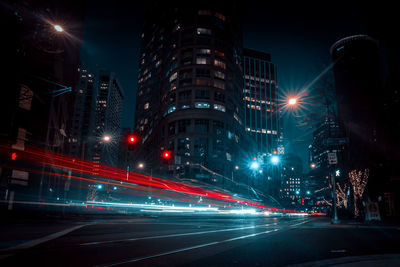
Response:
[348, 169, 369, 217]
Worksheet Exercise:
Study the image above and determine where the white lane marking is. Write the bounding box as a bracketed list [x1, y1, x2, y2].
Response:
[0, 224, 89, 252]
[95, 229, 278, 267]
[96, 219, 310, 267]
[80, 223, 277, 246]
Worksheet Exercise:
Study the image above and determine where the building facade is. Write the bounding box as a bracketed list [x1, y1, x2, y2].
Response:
[0, 1, 86, 204]
[69, 65, 98, 161]
[92, 70, 124, 167]
[280, 153, 303, 207]
[242, 48, 280, 156]
[134, 6, 250, 186]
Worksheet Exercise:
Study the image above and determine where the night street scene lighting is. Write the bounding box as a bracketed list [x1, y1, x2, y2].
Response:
[53, 24, 64, 32]
[1, 1, 400, 266]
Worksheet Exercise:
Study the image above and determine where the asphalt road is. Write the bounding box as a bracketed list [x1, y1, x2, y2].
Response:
[1, 215, 400, 266]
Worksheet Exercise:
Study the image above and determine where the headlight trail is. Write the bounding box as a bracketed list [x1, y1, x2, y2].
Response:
[0, 143, 307, 214]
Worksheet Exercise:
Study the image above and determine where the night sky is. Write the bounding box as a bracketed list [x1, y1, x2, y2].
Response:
[80, 0, 366, 170]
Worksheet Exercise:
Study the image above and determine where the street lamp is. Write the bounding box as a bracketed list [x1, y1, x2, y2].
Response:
[250, 161, 260, 170]
[103, 135, 111, 142]
[53, 25, 64, 32]
[138, 163, 144, 169]
[288, 98, 297, 106]
[271, 155, 280, 165]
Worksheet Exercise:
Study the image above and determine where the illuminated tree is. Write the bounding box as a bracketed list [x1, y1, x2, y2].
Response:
[335, 182, 348, 209]
[348, 169, 369, 216]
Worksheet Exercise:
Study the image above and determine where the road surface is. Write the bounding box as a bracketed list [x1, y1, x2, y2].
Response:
[1, 215, 400, 266]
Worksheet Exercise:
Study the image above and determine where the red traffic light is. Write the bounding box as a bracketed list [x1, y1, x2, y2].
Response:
[127, 135, 137, 144]
[161, 150, 172, 160]
[272, 150, 277, 155]
[11, 152, 17, 160]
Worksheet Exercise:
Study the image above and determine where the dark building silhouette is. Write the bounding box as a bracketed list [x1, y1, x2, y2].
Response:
[69, 65, 98, 161]
[0, 1, 86, 203]
[330, 34, 393, 217]
[363, 3, 400, 217]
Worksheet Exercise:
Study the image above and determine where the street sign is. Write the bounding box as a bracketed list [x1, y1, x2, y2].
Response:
[328, 152, 337, 165]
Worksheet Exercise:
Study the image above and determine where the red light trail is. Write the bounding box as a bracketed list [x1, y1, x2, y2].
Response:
[0, 143, 306, 214]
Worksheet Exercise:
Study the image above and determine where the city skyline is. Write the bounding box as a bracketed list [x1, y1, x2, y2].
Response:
[79, 0, 366, 170]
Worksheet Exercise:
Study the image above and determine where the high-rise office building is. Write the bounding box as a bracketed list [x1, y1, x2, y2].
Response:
[92, 70, 124, 167]
[134, 6, 250, 185]
[69, 65, 98, 161]
[242, 48, 280, 156]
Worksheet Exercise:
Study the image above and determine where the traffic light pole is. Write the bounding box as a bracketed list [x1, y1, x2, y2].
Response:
[331, 167, 340, 224]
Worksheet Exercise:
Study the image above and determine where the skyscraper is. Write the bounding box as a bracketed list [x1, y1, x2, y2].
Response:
[134, 6, 250, 185]
[69, 65, 98, 161]
[92, 70, 124, 167]
[242, 48, 280, 156]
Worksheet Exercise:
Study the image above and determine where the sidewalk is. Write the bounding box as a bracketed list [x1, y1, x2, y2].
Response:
[309, 216, 400, 229]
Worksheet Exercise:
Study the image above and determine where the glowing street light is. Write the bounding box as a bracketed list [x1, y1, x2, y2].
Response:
[310, 163, 316, 169]
[103, 135, 111, 142]
[271, 155, 280, 164]
[54, 25, 64, 32]
[250, 161, 260, 170]
[235, 165, 239, 170]
[288, 98, 297, 106]
[138, 163, 144, 169]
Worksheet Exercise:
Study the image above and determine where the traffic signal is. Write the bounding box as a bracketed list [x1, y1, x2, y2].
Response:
[127, 134, 138, 151]
[272, 149, 277, 155]
[11, 152, 17, 160]
[161, 149, 172, 161]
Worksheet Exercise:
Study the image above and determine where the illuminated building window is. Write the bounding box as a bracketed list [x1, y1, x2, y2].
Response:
[167, 106, 176, 114]
[169, 72, 177, 82]
[215, 50, 225, 58]
[213, 104, 226, 112]
[194, 78, 210, 86]
[194, 102, 210, 109]
[214, 59, 226, 69]
[197, 48, 211, 55]
[196, 57, 209, 65]
[214, 71, 225, 80]
[144, 102, 149, 110]
[197, 28, 211, 35]
[177, 138, 191, 156]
